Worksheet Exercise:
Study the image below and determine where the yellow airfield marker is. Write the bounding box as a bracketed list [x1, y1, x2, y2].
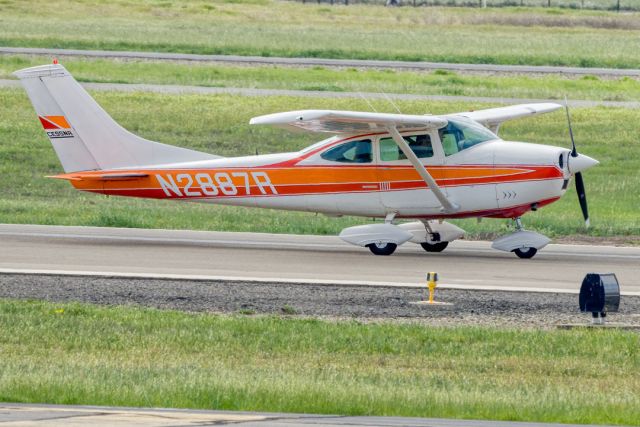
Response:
[409, 272, 452, 306]
[427, 272, 438, 304]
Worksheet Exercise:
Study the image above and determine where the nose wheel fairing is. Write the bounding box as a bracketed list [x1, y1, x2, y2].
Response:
[491, 230, 550, 258]
[491, 217, 550, 259]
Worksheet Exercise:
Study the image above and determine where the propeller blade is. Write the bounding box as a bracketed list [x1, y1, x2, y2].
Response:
[564, 98, 578, 157]
[574, 171, 590, 228]
[566, 99, 591, 228]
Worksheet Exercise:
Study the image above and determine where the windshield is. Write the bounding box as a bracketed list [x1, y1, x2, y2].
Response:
[440, 117, 498, 156]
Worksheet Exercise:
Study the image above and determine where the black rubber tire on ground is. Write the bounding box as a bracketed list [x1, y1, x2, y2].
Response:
[366, 242, 397, 256]
[420, 241, 449, 253]
[513, 247, 537, 259]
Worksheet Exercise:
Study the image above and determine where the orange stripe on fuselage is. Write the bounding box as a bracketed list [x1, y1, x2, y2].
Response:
[59, 164, 563, 199]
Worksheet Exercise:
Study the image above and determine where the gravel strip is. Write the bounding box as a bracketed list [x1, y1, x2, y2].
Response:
[1, 274, 639, 328]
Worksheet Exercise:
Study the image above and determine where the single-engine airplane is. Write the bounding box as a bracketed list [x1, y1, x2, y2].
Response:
[16, 63, 598, 258]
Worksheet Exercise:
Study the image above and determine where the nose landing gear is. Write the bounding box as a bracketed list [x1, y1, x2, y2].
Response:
[491, 216, 550, 259]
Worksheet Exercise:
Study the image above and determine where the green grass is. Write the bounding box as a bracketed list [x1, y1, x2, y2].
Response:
[1, 86, 638, 239]
[3, 55, 640, 102]
[305, 0, 640, 11]
[1, 1, 640, 68]
[0, 299, 638, 424]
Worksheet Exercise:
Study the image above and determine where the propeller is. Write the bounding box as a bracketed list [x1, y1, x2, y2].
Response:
[564, 100, 590, 228]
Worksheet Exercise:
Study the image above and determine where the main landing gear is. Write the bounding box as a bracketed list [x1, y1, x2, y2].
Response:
[365, 239, 450, 255]
[340, 219, 464, 256]
[420, 241, 449, 253]
[513, 247, 537, 259]
[342, 216, 550, 258]
[491, 216, 551, 259]
[366, 242, 397, 256]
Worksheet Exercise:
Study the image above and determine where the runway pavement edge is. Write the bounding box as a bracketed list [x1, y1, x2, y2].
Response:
[1, 224, 639, 295]
[0, 403, 624, 427]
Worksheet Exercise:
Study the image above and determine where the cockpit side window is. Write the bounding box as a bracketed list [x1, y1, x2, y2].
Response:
[439, 118, 497, 156]
[320, 139, 372, 163]
[379, 134, 433, 161]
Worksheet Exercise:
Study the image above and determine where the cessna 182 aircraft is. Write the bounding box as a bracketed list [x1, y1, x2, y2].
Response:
[16, 63, 598, 258]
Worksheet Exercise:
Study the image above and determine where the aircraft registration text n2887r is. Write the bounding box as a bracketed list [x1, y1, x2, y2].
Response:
[15, 63, 598, 258]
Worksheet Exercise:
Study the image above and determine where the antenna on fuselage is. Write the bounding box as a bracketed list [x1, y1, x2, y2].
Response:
[357, 91, 378, 113]
[378, 86, 402, 114]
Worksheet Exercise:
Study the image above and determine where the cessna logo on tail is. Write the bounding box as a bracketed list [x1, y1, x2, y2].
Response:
[39, 115, 74, 139]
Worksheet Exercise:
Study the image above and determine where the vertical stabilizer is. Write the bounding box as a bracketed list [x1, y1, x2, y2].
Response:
[15, 63, 219, 173]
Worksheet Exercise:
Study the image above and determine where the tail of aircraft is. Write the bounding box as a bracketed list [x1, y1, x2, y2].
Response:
[14, 63, 219, 173]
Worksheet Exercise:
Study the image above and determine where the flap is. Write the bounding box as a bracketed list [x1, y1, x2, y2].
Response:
[250, 110, 448, 134]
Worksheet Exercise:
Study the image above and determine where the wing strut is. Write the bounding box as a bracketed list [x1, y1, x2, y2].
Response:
[386, 125, 459, 213]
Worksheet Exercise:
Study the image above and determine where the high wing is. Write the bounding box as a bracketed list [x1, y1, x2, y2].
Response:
[248, 104, 561, 213]
[250, 109, 458, 213]
[249, 110, 447, 134]
[451, 102, 562, 134]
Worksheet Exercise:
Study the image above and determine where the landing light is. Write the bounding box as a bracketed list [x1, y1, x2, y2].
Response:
[579, 273, 620, 325]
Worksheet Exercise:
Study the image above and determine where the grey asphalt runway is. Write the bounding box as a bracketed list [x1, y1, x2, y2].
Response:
[2, 79, 636, 109]
[1, 224, 638, 295]
[2, 46, 639, 77]
[0, 403, 621, 427]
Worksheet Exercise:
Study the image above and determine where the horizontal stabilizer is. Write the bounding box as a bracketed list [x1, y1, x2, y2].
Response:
[50, 172, 149, 181]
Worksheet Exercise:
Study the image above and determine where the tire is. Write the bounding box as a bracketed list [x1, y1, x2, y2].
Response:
[366, 242, 397, 256]
[513, 247, 537, 259]
[420, 241, 449, 253]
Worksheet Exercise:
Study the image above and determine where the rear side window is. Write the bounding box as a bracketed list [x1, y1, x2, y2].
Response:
[379, 134, 433, 161]
[321, 139, 372, 163]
